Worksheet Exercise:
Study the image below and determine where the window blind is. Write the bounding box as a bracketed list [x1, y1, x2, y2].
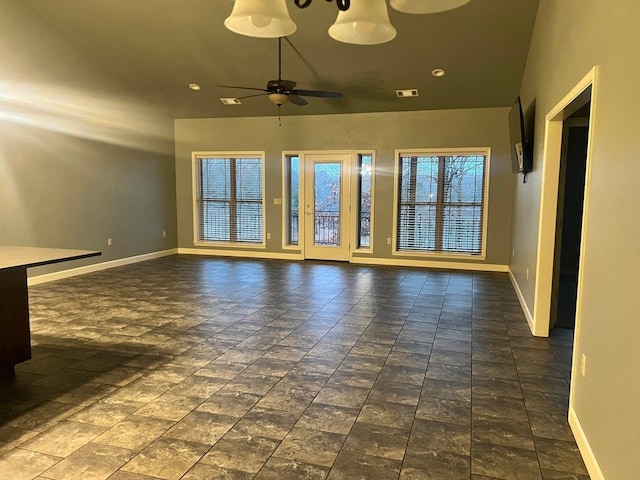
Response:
[397, 153, 486, 255]
[196, 156, 263, 243]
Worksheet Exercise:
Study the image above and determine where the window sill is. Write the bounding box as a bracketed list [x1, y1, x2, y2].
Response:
[392, 250, 486, 261]
[194, 242, 266, 249]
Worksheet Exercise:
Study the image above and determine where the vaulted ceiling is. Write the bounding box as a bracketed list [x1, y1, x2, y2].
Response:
[1, 0, 539, 119]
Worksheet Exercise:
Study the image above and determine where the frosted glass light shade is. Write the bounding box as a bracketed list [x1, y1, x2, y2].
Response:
[268, 93, 290, 105]
[328, 0, 396, 45]
[224, 0, 297, 38]
[390, 0, 471, 14]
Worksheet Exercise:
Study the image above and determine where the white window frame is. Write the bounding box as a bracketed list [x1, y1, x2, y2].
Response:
[192, 151, 266, 248]
[392, 147, 490, 260]
[351, 151, 375, 253]
[281, 151, 302, 251]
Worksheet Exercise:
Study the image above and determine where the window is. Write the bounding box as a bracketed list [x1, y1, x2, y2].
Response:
[194, 154, 264, 244]
[285, 154, 300, 246]
[356, 153, 373, 249]
[396, 151, 488, 255]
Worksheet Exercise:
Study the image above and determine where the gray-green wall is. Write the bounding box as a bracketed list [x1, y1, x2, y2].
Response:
[0, 0, 178, 276]
[0, 119, 178, 276]
[512, 0, 640, 477]
[175, 107, 514, 268]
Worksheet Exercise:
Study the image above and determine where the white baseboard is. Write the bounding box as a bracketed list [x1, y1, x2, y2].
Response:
[28, 249, 179, 286]
[178, 248, 304, 261]
[569, 407, 605, 480]
[27, 247, 508, 284]
[351, 256, 509, 272]
[180, 248, 509, 271]
[508, 268, 536, 335]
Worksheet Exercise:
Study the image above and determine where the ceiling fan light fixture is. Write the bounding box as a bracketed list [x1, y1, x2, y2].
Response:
[328, 0, 396, 45]
[390, 0, 471, 14]
[268, 93, 290, 105]
[224, 0, 297, 38]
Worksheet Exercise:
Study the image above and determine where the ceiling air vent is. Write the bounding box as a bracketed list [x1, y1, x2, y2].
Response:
[396, 89, 419, 98]
[220, 97, 241, 105]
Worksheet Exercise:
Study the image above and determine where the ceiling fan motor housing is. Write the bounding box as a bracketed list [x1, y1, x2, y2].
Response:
[267, 79, 296, 92]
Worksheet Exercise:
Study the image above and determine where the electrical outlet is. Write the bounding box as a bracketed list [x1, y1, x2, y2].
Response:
[512, 248, 515, 257]
[267, 233, 271, 240]
[581, 353, 587, 377]
[107, 238, 113, 246]
[526, 268, 529, 280]
[387, 238, 392, 245]
[162, 230, 166, 238]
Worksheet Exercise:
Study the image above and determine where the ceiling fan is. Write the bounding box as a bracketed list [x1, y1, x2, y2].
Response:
[220, 37, 343, 107]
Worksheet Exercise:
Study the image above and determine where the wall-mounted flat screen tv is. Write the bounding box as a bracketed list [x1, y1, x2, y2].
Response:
[509, 96, 532, 174]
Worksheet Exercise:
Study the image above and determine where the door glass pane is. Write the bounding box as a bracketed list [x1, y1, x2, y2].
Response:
[314, 162, 341, 246]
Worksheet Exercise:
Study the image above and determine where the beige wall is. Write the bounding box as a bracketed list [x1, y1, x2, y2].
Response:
[175, 107, 514, 268]
[512, 0, 640, 477]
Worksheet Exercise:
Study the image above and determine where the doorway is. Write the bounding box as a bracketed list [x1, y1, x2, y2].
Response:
[301, 152, 352, 261]
[532, 67, 596, 338]
[550, 116, 590, 329]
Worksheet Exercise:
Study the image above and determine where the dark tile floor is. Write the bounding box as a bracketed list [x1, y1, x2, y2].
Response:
[0, 255, 589, 479]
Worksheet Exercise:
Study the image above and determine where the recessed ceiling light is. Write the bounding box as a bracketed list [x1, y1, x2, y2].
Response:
[396, 89, 419, 98]
[220, 97, 242, 105]
[432, 69, 446, 77]
[188, 83, 201, 91]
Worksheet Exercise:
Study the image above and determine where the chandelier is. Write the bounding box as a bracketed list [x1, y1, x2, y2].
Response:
[224, 0, 472, 45]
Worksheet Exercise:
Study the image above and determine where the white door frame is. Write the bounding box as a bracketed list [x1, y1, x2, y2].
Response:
[299, 151, 354, 261]
[532, 66, 598, 338]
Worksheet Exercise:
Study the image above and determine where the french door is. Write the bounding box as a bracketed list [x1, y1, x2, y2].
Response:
[302, 153, 351, 261]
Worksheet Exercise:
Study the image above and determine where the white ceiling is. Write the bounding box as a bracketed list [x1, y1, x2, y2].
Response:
[1, 0, 539, 119]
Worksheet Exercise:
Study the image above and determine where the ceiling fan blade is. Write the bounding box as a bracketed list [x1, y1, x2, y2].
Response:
[219, 85, 267, 92]
[237, 93, 268, 100]
[288, 94, 308, 106]
[292, 89, 343, 98]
